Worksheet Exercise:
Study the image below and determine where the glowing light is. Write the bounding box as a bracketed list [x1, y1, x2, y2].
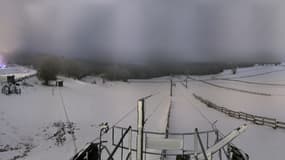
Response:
[0, 55, 6, 69]
[0, 64, 6, 69]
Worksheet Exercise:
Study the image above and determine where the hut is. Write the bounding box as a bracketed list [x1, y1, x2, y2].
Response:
[56, 80, 64, 87]
[7, 75, 15, 84]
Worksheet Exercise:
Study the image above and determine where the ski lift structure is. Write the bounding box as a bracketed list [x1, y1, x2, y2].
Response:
[72, 98, 249, 160]
[72, 80, 249, 160]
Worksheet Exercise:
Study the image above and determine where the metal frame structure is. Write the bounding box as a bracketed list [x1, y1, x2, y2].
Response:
[73, 94, 248, 160]
[112, 126, 222, 159]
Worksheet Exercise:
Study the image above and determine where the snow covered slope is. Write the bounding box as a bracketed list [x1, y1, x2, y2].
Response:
[1, 64, 285, 160]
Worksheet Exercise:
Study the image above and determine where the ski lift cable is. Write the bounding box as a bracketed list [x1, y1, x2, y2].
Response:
[111, 106, 137, 128]
[90, 82, 167, 131]
[200, 65, 285, 81]
[188, 73, 285, 97]
[139, 82, 170, 123]
[142, 81, 169, 100]
[213, 79, 285, 87]
[228, 68, 285, 80]
[90, 84, 168, 143]
[57, 87, 78, 154]
[91, 105, 137, 143]
[180, 88, 213, 126]
[203, 67, 285, 81]
[111, 84, 168, 128]
[144, 93, 169, 124]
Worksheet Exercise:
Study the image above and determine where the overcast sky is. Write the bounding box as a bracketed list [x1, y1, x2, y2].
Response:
[0, 0, 285, 63]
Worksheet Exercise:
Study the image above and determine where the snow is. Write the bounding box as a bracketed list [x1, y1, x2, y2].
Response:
[0, 65, 36, 83]
[1, 64, 285, 160]
[186, 65, 285, 160]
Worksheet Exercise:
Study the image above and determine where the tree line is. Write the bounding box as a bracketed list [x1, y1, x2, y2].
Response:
[6, 53, 281, 84]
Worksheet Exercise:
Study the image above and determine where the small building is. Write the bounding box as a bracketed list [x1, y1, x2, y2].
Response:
[56, 80, 64, 87]
[7, 75, 15, 84]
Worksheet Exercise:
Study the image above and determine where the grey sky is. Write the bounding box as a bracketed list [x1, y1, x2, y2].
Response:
[0, 0, 285, 63]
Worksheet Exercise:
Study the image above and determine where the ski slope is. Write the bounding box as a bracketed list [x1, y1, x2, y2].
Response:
[0, 64, 285, 160]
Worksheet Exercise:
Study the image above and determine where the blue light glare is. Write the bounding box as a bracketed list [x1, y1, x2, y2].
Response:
[0, 64, 6, 69]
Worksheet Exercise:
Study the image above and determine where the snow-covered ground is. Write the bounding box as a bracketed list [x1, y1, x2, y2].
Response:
[0, 65, 36, 83]
[1, 64, 285, 160]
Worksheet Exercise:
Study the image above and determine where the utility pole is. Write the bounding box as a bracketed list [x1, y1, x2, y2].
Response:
[137, 99, 145, 160]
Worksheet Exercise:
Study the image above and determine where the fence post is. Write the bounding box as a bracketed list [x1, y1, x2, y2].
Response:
[274, 119, 277, 129]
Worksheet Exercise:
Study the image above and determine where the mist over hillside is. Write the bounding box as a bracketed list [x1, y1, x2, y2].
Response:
[5, 53, 281, 81]
[1, 0, 285, 64]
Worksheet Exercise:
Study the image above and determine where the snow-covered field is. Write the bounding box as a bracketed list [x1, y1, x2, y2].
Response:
[1, 64, 285, 160]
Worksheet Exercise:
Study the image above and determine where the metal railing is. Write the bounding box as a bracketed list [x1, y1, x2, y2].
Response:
[108, 126, 132, 160]
[111, 126, 223, 159]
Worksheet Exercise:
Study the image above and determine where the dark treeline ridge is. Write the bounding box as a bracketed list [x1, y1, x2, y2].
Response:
[6, 53, 281, 81]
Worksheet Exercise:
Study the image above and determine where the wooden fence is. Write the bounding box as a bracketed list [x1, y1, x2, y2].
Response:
[193, 94, 285, 130]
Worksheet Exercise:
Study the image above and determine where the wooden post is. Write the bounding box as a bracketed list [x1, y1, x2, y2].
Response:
[137, 99, 145, 160]
[170, 79, 173, 97]
[274, 119, 277, 129]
